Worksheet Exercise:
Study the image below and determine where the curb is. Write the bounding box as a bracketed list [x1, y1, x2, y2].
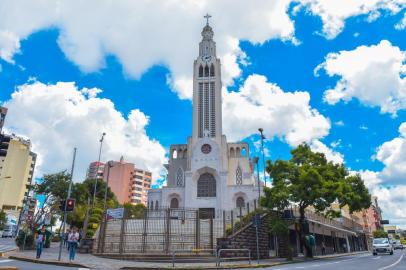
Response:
[0, 248, 19, 257]
[7, 255, 89, 268]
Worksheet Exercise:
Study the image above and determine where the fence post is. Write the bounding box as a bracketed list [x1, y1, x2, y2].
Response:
[141, 208, 148, 253]
[209, 217, 214, 249]
[195, 209, 200, 249]
[119, 208, 126, 254]
[223, 210, 226, 237]
[231, 210, 234, 234]
[247, 202, 250, 215]
[165, 208, 171, 254]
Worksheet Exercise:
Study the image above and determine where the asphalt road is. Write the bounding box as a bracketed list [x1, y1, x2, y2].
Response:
[249, 250, 405, 270]
[0, 236, 16, 252]
[0, 258, 89, 270]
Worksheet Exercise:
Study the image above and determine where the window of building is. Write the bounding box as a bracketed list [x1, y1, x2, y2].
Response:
[155, 200, 159, 210]
[170, 198, 179, 209]
[204, 65, 209, 77]
[236, 166, 242, 185]
[199, 65, 203, 77]
[197, 173, 216, 197]
[210, 64, 215, 77]
[134, 181, 143, 186]
[134, 175, 143, 179]
[176, 167, 184, 186]
[145, 172, 152, 177]
[151, 201, 154, 209]
[236, 197, 245, 208]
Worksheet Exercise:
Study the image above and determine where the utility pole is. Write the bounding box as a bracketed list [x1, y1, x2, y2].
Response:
[92, 132, 106, 209]
[58, 147, 76, 261]
[258, 128, 266, 187]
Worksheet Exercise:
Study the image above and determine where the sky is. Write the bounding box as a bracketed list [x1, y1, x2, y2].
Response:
[0, 1, 406, 228]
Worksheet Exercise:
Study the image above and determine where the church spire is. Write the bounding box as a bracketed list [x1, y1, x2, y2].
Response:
[201, 13, 214, 41]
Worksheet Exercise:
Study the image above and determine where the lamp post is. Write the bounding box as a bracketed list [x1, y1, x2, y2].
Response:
[258, 128, 266, 187]
[58, 147, 77, 261]
[92, 132, 106, 209]
[98, 160, 113, 253]
[252, 157, 261, 203]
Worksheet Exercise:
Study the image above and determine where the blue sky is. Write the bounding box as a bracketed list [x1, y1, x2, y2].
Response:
[0, 1, 406, 227]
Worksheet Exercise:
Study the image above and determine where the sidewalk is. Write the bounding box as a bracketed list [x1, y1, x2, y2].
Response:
[5, 243, 369, 270]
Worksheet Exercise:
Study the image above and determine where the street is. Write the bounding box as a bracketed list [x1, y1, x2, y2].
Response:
[241, 250, 405, 270]
[0, 237, 16, 253]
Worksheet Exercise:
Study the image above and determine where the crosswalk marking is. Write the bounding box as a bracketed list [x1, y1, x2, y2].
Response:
[0, 259, 14, 264]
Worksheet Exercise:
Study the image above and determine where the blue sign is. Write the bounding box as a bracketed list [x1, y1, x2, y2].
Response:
[106, 208, 124, 220]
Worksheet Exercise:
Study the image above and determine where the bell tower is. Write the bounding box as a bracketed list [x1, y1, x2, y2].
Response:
[192, 14, 222, 146]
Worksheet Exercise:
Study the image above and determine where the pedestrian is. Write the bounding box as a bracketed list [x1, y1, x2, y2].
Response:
[65, 229, 70, 249]
[321, 241, 326, 255]
[67, 226, 80, 262]
[35, 225, 46, 259]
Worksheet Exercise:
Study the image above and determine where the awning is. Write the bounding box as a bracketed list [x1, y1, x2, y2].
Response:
[308, 218, 357, 236]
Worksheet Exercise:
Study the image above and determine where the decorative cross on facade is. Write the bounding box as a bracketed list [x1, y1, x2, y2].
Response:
[204, 13, 212, 25]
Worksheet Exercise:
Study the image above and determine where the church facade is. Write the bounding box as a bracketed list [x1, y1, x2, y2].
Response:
[148, 20, 260, 215]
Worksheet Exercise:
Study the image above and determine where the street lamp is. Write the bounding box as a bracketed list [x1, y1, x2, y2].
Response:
[252, 157, 261, 204]
[92, 132, 106, 208]
[258, 128, 267, 187]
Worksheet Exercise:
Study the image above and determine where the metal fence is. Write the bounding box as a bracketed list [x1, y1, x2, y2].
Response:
[95, 200, 263, 255]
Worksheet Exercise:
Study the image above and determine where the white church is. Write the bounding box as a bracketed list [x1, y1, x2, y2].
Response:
[148, 18, 260, 216]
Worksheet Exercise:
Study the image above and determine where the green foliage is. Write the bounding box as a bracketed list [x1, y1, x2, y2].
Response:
[86, 229, 95, 238]
[268, 217, 289, 237]
[373, 230, 388, 238]
[261, 143, 371, 220]
[124, 203, 146, 218]
[225, 208, 266, 236]
[15, 230, 34, 249]
[0, 210, 6, 230]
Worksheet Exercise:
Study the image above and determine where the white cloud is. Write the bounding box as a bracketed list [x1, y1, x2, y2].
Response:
[298, 0, 406, 39]
[223, 74, 331, 146]
[375, 122, 406, 185]
[395, 12, 406, 30]
[309, 139, 344, 164]
[2, 1, 405, 101]
[317, 40, 406, 115]
[0, 0, 296, 100]
[370, 184, 406, 229]
[3, 81, 167, 183]
[335, 120, 345, 126]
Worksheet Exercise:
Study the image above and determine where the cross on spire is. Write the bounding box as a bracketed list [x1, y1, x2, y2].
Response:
[204, 13, 212, 25]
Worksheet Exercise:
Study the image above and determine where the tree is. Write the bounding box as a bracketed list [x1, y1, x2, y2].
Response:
[373, 229, 388, 238]
[261, 143, 371, 257]
[32, 171, 70, 228]
[0, 210, 7, 230]
[124, 203, 146, 218]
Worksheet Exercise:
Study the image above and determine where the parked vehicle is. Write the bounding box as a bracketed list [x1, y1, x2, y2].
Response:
[1, 224, 17, 238]
[393, 240, 403, 250]
[372, 238, 393, 255]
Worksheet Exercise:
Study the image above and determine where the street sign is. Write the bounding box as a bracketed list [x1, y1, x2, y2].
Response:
[252, 214, 260, 226]
[106, 208, 124, 220]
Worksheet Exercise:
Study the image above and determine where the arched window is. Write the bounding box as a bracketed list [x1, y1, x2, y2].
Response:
[236, 147, 241, 157]
[183, 149, 187, 158]
[230, 147, 235, 157]
[151, 201, 154, 209]
[204, 65, 209, 77]
[155, 200, 159, 210]
[197, 173, 216, 197]
[236, 166, 242, 185]
[172, 149, 177, 159]
[170, 198, 179, 209]
[199, 65, 203, 77]
[176, 167, 184, 186]
[210, 64, 215, 77]
[236, 197, 245, 208]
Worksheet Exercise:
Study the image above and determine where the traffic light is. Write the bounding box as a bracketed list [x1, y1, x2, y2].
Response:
[59, 200, 66, 211]
[66, 198, 75, 212]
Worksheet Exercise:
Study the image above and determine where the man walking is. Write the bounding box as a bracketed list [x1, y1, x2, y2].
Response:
[35, 225, 46, 259]
[67, 226, 80, 262]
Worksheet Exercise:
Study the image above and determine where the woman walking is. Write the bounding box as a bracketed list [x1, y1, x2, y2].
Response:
[35, 225, 46, 259]
[67, 227, 80, 262]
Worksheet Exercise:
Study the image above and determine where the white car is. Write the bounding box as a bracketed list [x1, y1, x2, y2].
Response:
[373, 238, 394, 255]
